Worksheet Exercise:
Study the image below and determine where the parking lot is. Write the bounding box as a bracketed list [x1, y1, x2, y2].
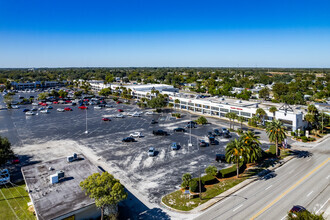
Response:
[0, 92, 274, 215]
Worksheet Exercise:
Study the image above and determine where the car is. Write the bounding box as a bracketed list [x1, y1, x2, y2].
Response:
[25, 111, 35, 116]
[213, 129, 222, 136]
[171, 142, 178, 150]
[71, 102, 77, 106]
[153, 130, 168, 136]
[122, 137, 135, 142]
[64, 107, 72, 111]
[173, 127, 186, 132]
[94, 106, 102, 109]
[289, 205, 307, 217]
[57, 108, 65, 112]
[23, 108, 30, 112]
[148, 147, 155, 156]
[185, 123, 197, 128]
[65, 100, 72, 103]
[145, 111, 154, 115]
[102, 117, 111, 121]
[78, 106, 88, 109]
[132, 112, 141, 117]
[199, 140, 207, 147]
[207, 131, 214, 137]
[215, 154, 226, 162]
[53, 101, 59, 104]
[116, 101, 122, 104]
[208, 136, 216, 145]
[11, 105, 20, 109]
[11, 156, 20, 164]
[40, 109, 50, 114]
[31, 108, 38, 111]
[105, 104, 113, 108]
[32, 103, 39, 106]
[223, 132, 232, 138]
[47, 106, 53, 109]
[222, 128, 229, 133]
[115, 114, 125, 118]
[130, 132, 142, 138]
[118, 109, 124, 112]
[0, 169, 10, 185]
[41, 103, 48, 106]
[38, 107, 45, 111]
[150, 119, 158, 124]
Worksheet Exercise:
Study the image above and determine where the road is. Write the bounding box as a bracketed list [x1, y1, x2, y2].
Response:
[195, 138, 330, 220]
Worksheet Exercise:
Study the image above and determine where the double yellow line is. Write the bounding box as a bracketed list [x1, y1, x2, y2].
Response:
[250, 157, 330, 220]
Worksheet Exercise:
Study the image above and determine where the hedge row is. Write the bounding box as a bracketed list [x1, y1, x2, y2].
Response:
[217, 163, 246, 178]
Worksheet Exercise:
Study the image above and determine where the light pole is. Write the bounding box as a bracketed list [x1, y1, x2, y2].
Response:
[85, 108, 88, 134]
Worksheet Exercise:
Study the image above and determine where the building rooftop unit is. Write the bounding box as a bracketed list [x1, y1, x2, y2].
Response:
[22, 154, 100, 220]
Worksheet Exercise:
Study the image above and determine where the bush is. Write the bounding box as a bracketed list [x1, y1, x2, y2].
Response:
[195, 116, 208, 125]
[308, 137, 316, 142]
[218, 163, 246, 178]
[269, 145, 277, 155]
[113, 97, 118, 101]
[168, 103, 174, 108]
[205, 166, 217, 177]
[237, 129, 244, 135]
[189, 179, 199, 193]
[301, 136, 308, 142]
[290, 131, 295, 136]
[181, 173, 192, 188]
[171, 113, 181, 118]
[201, 174, 219, 185]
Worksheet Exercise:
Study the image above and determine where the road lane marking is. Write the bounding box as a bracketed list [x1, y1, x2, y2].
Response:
[250, 157, 330, 220]
[233, 204, 243, 212]
[307, 158, 312, 161]
[265, 185, 273, 190]
[280, 215, 287, 220]
[306, 191, 313, 197]
[326, 175, 330, 180]
[316, 198, 330, 214]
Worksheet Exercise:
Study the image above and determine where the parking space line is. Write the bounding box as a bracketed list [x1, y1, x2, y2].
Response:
[233, 204, 243, 212]
[306, 191, 313, 197]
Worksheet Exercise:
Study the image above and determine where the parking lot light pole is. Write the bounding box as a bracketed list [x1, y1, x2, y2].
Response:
[199, 168, 202, 200]
[85, 108, 88, 134]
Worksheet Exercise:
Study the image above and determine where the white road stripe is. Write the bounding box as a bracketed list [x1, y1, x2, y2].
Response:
[265, 185, 273, 190]
[306, 191, 313, 197]
[232, 204, 243, 212]
[316, 198, 330, 214]
[307, 158, 312, 161]
[326, 175, 330, 180]
[280, 215, 287, 220]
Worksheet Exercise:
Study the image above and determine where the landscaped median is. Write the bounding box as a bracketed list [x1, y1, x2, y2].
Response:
[161, 149, 293, 212]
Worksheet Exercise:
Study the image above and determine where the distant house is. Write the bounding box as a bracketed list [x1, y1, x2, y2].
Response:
[22, 154, 101, 220]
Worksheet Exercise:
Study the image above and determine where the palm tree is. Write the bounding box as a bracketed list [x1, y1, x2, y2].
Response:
[240, 131, 262, 163]
[174, 99, 180, 112]
[225, 113, 232, 129]
[256, 108, 267, 125]
[237, 116, 245, 130]
[304, 113, 316, 131]
[269, 106, 278, 120]
[232, 113, 238, 130]
[266, 120, 287, 157]
[225, 138, 248, 178]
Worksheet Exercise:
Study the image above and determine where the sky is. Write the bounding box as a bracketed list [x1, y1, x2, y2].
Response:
[0, 0, 330, 68]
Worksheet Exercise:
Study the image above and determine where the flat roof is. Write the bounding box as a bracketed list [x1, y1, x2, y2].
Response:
[22, 155, 100, 220]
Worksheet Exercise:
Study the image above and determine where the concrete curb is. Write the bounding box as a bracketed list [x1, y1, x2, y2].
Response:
[161, 155, 295, 214]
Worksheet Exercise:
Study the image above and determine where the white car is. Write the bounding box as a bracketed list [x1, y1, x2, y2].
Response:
[57, 108, 65, 112]
[132, 112, 141, 117]
[130, 132, 142, 138]
[148, 147, 155, 157]
[25, 111, 35, 116]
[145, 111, 154, 115]
[11, 105, 20, 109]
[40, 109, 50, 114]
[115, 114, 125, 118]
[32, 103, 39, 106]
[94, 106, 102, 110]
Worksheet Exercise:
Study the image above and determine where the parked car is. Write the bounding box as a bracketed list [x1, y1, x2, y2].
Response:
[0, 169, 10, 185]
[40, 109, 50, 114]
[150, 119, 158, 124]
[25, 111, 35, 116]
[222, 128, 229, 133]
[209, 136, 216, 145]
[118, 109, 124, 112]
[57, 108, 65, 112]
[215, 154, 226, 162]
[173, 127, 186, 132]
[78, 106, 88, 110]
[102, 117, 111, 121]
[199, 140, 207, 147]
[145, 111, 154, 115]
[223, 132, 232, 138]
[171, 142, 178, 150]
[130, 132, 142, 138]
[94, 106, 102, 110]
[213, 129, 222, 136]
[289, 205, 307, 217]
[116, 101, 122, 104]
[64, 107, 72, 111]
[105, 104, 113, 108]
[122, 137, 135, 142]
[11, 105, 20, 109]
[148, 147, 155, 156]
[31, 108, 38, 111]
[153, 130, 168, 136]
[207, 131, 214, 137]
[53, 101, 59, 104]
[132, 112, 141, 117]
[185, 123, 197, 128]
[23, 109, 30, 112]
[47, 106, 53, 109]
[11, 156, 20, 164]
[115, 114, 125, 118]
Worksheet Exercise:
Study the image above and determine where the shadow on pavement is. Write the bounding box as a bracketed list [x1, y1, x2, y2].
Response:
[291, 150, 313, 158]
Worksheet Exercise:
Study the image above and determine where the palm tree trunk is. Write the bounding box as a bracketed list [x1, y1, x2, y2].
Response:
[101, 207, 104, 220]
[241, 121, 243, 130]
[275, 139, 279, 157]
[236, 159, 239, 178]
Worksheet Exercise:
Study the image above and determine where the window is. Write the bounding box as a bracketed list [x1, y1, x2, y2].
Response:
[230, 110, 239, 114]
[211, 106, 219, 111]
[195, 104, 202, 107]
[188, 102, 194, 106]
[181, 101, 187, 105]
[220, 108, 229, 112]
[203, 105, 210, 109]
[240, 112, 251, 117]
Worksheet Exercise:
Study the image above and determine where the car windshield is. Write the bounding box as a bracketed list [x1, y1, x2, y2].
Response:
[149, 149, 153, 152]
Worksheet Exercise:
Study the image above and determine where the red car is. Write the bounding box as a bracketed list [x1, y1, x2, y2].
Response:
[116, 101, 122, 104]
[41, 103, 48, 106]
[118, 109, 123, 112]
[79, 106, 88, 110]
[53, 101, 59, 104]
[102, 117, 111, 121]
[64, 107, 72, 111]
[12, 156, 20, 164]
[65, 100, 72, 103]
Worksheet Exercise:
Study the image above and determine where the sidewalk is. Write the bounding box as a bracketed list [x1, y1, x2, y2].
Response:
[291, 134, 330, 148]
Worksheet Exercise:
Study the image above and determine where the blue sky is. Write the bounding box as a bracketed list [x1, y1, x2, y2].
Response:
[0, 0, 330, 67]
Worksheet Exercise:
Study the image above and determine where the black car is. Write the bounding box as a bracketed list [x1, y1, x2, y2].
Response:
[151, 119, 158, 124]
[223, 132, 232, 138]
[209, 136, 216, 145]
[207, 131, 214, 137]
[122, 137, 135, 142]
[173, 127, 186, 132]
[186, 123, 197, 128]
[153, 130, 168, 136]
[215, 154, 226, 162]
[213, 129, 222, 136]
[199, 140, 207, 147]
[23, 109, 30, 112]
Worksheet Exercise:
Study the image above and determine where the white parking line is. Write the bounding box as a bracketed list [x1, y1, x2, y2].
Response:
[280, 215, 287, 220]
[232, 204, 243, 212]
[306, 191, 313, 197]
[307, 158, 312, 161]
[316, 198, 330, 214]
[265, 185, 273, 190]
[326, 175, 330, 180]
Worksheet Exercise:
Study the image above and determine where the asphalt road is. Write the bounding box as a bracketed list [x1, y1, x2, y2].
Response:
[195, 138, 330, 220]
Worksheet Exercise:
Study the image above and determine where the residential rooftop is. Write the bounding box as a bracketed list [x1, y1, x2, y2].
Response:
[22, 154, 100, 220]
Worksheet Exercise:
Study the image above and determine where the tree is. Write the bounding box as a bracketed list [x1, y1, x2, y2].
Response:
[38, 92, 48, 100]
[205, 166, 217, 177]
[196, 116, 208, 125]
[49, 89, 59, 97]
[80, 81, 91, 94]
[266, 120, 287, 157]
[174, 99, 180, 112]
[80, 172, 128, 220]
[99, 88, 112, 97]
[307, 104, 318, 115]
[231, 113, 238, 130]
[237, 116, 245, 130]
[225, 113, 233, 129]
[181, 173, 192, 188]
[58, 90, 68, 98]
[259, 87, 270, 100]
[256, 108, 267, 125]
[287, 210, 325, 220]
[0, 135, 14, 165]
[304, 113, 316, 131]
[225, 138, 247, 178]
[147, 95, 167, 110]
[269, 106, 278, 120]
[240, 131, 262, 163]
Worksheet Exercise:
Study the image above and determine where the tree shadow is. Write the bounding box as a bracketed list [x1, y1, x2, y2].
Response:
[291, 150, 313, 158]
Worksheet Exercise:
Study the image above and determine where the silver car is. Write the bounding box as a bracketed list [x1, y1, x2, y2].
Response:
[148, 147, 155, 157]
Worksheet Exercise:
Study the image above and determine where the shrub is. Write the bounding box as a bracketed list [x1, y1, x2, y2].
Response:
[269, 145, 277, 155]
[171, 113, 181, 118]
[308, 137, 316, 142]
[168, 103, 174, 108]
[113, 97, 118, 101]
[201, 174, 219, 185]
[218, 163, 246, 178]
[195, 116, 208, 125]
[189, 179, 199, 192]
[181, 173, 192, 188]
[301, 136, 308, 142]
[237, 129, 244, 135]
[205, 166, 217, 177]
[291, 131, 295, 136]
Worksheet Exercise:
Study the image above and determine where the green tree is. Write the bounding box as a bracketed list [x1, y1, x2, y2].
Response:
[287, 210, 325, 220]
[205, 165, 218, 177]
[181, 173, 192, 188]
[225, 138, 247, 178]
[266, 120, 287, 157]
[304, 113, 316, 131]
[269, 106, 278, 120]
[99, 88, 112, 97]
[58, 90, 68, 98]
[80, 81, 91, 94]
[196, 116, 208, 125]
[0, 135, 14, 165]
[49, 89, 59, 97]
[80, 172, 128, 220]
[240, 131, 262, 163]
[259, 87, 270, 100]
[307, 104, 318, 115]
[256, 108, 267, 125]
[147, 95, 167, 110]
[38, 92, 48, 100]
[237, 116, 245, 130]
